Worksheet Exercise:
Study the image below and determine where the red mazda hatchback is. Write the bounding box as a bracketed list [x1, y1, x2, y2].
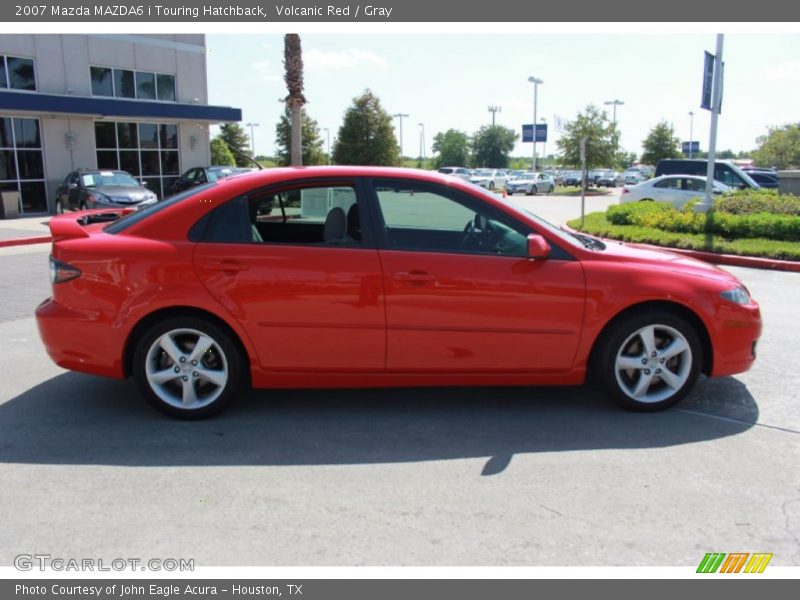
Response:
[36, 167, 761, 419]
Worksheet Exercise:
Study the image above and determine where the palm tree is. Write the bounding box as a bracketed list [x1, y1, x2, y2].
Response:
[283, 34, 306, 166]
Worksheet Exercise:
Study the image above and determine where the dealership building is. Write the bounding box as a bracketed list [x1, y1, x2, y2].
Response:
[0, 34, 241, 215]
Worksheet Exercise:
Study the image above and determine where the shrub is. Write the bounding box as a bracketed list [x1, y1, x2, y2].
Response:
[714, 189, 800, 216]
[607, 199, 800, 241]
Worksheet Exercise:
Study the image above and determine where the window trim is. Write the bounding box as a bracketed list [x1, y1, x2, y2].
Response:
[0, 116, 47, 214]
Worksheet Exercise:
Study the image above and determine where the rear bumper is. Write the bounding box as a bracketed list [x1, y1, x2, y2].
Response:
[35, 298, 125, 379]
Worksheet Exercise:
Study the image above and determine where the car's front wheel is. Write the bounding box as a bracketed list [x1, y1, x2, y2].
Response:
[55, 200, 64, 214]
[133, 317, 244, 419]
[595, 311, 702, 411]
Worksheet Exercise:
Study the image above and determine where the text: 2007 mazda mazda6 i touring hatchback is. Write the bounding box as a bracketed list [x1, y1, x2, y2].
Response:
[36, 167, 761, 419]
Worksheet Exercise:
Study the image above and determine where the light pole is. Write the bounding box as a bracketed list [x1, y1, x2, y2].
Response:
[603, 99, 624, 125]
[488, 105, 501, 126]
[245, 122, 259, 157]
[418, 122, 425, 166]
[688, 111, 694, 158]
[392, 113, 409, 164]
[323, 127, 330, 164]
[528, 76, 543, 171]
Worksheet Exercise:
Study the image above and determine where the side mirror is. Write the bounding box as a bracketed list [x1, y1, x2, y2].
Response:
[140, 180, 148, 187]
[527, 234, 551, 259]
[68, 183, 78, 190]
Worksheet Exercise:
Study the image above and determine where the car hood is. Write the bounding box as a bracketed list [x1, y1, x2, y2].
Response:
[593, 239, 740, 285]
[91, 185, 149, 197]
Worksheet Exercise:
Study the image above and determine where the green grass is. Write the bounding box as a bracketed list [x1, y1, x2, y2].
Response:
[568, 211, 800, 261]
[554, 186, 612, 196]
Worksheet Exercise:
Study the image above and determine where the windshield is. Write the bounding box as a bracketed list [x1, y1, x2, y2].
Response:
[81, 172, 139, 188]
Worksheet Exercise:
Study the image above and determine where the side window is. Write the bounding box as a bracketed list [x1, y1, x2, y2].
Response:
[372, 181, 528, 257]
[255, 184, 361, 246]
[714, 165, 743, 188]
[183, 169, 197, 182]
[654, 178, 679, 189]
[683, 178, 705, 192]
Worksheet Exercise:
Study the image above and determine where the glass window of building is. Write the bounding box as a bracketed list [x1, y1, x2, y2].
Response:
[90, 66, 176, 102]
[1, 55, 36, 91]
[94, 121, 181, 199]
[0, 117, 46, 213]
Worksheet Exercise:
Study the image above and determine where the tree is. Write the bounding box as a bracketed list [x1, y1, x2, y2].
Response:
[471, 125, 518, 168]
[556, 104, 618, 170]
[210, 136, 235, 166]
[218, 123, 251, 167]
[275, 106, 325, 166]
[431, 129, 470, 168]
[640, 121, 681, 165]
[284, 34, 307, 166]
[614, 150, 638, 170]
[332, 89, 399, 166]
[753, 123, 800, 169]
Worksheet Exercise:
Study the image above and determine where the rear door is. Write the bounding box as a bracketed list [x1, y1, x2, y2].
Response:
[193, 179, 386, 372]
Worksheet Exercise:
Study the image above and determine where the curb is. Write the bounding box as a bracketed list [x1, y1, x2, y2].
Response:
[0, 235, 52, 248]
[560, 223, 800, 273]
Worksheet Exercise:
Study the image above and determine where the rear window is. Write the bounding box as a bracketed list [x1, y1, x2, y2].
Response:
[104, 182, 216, 234]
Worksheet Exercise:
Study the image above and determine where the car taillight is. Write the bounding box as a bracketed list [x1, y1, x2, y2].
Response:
[49, 256, 81, 284]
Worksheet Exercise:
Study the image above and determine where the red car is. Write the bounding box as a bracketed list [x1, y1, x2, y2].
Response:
[36, 166, 761, 419]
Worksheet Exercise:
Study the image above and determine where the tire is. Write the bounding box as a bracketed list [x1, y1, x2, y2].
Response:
[488, 181, 495, 190]
[527, 185, 537, 196]
[594, 310, 702, 411]
[132, 316, 245, 419]
[55, 200, 64, 214]
[548, 185, 554, 193]
[79, 201, 88, 211]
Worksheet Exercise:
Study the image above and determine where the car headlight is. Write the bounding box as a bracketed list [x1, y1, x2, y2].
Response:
[720, 286, 751, 304]
[88, 192, 112, 205]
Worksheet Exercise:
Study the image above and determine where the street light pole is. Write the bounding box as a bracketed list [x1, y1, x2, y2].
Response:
[604, 99, 624, 125]
[528, 76, 543, 172]
[688, 112, 694, 158]
[418, 122, 425, 166]
[323, 127, 330, 164]
[392, 113, 409, 164]
[488, 105, 501, 126]
[245, 122, 259, 157]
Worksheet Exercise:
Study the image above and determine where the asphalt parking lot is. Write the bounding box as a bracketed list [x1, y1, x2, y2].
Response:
[0, 193, 798, 567]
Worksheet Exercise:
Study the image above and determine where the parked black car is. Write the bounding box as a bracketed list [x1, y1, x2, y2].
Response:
[742, 169, 779, 189]
[563, 171, 583, 186]
[169, 166, 247, 195]
[56, 169, 158, 213]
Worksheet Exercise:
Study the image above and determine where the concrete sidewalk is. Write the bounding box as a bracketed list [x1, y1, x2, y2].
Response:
[0, 215, 52, 247]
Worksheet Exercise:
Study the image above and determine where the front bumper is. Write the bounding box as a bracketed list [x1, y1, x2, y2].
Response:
[710, 301, 762, 377]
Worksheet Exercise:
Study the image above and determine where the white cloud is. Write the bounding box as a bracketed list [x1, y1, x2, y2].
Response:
[763, 60, 800, 81]
[304, 48, 388, 71]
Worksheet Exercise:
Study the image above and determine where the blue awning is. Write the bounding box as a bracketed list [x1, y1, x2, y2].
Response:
[0, 90, 241, 122]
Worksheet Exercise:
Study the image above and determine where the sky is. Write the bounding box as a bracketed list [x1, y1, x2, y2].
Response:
[206, 33, 800, 162]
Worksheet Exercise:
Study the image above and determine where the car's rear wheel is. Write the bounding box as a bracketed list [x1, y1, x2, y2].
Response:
[133, 317, 244, 419]
[595, 311, 702, 411]
[488, 181, 495, 190]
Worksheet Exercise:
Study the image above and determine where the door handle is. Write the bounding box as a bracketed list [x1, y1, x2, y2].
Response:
[393, 270, 436, 285]
[202, 260, 249, 273]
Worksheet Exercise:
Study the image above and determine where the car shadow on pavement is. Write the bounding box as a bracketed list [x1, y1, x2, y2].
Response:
[0, 372, 758, 474]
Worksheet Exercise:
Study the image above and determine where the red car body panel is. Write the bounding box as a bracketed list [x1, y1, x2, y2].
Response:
[35, 166, 761, 391]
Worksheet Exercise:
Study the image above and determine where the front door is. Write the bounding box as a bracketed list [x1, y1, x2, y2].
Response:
[367, 179, 586, 373]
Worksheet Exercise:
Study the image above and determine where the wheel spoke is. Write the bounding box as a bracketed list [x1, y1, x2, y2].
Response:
[639, 326, 657, 357]
[617, 355, 645, 371]
[658, 367, 683, 390]
[632, 371, 655, 398]
[195, 366, 226, 387]
[181, 378, 199, 407]
[149, 368, 180, 386]
[660, 337, 689, 360]
[188, 335, 215, 363]
[158, 333, 184, 364]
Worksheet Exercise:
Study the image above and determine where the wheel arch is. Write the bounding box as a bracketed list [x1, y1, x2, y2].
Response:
[123, 306, 253, 381]
[588, 300, 713, 377]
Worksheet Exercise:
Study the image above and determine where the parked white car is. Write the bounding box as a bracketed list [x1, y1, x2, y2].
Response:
[437, 166, 472, 181]
[620, 175, 730, 208]
[469, 169, 509, 190]
[505, 172, 555, 195]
